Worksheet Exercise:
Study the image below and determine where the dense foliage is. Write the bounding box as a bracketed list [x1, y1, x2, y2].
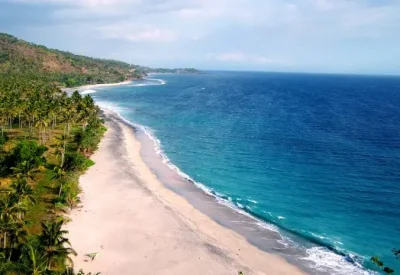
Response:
[0, 132, 8, 146]
[0, 32, 203, 88]
[131, 65, 202, 75]
[0, 141, 47, 177]
[0, 33, 144, 87]
[0, 75, 105, 274]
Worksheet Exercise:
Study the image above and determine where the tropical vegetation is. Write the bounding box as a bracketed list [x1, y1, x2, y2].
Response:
[0, 33, 143, 87]
[0, 33, 202, 89]
[0, 75, 105, 274]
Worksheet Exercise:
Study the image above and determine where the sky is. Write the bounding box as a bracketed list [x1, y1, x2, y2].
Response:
[0, 0, 399, 74]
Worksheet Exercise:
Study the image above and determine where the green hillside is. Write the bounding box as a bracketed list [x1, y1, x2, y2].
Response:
[0, 33, 143, 87]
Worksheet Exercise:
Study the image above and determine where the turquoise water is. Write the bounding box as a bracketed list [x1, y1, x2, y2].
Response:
[90, 72, 400, 274]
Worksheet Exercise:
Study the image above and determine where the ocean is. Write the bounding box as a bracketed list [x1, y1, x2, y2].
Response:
[88, 71, 400, 274]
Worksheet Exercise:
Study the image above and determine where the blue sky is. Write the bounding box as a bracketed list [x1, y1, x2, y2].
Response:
[1, 0, 399, 74]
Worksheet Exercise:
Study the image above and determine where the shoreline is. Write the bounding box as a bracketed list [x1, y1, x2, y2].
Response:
[65, 110, 306, 275]
[62, 80, 133, 93]
[75, 80, 132, 90]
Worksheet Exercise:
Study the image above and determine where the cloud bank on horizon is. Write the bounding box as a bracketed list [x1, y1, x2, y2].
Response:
[1, 0, 399, 74]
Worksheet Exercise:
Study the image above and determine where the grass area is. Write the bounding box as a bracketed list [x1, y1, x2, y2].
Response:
[25, 169, 57, 234]
[1, 127, 61, 233]
[0, 124, 91, 234]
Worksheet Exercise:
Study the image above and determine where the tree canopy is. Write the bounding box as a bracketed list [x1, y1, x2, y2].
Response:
[0, 74, 105, 274]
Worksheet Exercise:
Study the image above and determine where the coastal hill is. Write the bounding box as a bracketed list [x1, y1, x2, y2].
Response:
[0, 33, 201, 87]
[133, 65, 203, 75]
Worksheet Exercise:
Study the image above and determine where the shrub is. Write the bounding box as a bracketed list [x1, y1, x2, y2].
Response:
[74, 124, 106, 156]
[0, 140, 47, 176]
[63, 152, 94, 172]
[0, 155, 7, 176]
[55, 180, 81, 209]
[0, 132, 8, 146]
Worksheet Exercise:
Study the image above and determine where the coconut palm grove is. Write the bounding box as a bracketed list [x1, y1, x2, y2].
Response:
[0, 75, 105, 274]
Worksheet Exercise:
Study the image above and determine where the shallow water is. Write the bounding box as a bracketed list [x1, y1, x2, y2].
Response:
[89, 72, 400, 274]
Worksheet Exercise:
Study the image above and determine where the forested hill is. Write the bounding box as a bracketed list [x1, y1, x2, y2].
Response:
[0, 33, 143, 87]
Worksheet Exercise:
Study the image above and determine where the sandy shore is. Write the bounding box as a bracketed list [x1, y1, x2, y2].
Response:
[62, 81, 132, 93]
[65, 111, 306, 275]
[77, 81, 132, 90]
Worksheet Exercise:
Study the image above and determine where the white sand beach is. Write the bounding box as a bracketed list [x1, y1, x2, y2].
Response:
[77, 81, 132, 90]
[62, 81, 132, 94]
[65, 110, 306, 275]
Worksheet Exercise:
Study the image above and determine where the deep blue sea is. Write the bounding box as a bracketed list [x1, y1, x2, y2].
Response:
[89, 72, 400, 274]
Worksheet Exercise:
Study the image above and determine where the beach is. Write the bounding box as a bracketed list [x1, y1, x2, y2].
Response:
[63, 81, 132, 93]
[77, 81, 132, 90]
[65, 110, 306, 275]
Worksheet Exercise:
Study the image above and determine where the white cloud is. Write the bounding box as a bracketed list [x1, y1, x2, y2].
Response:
[210, 52, 277, 65]
[98, 23, 177, 42]
[12, 0, 135, 5]
[254, 57, 273, 64]
[313, 0, 335, 10]
[215, 51, 248, 62]
[4, 0, 400, 73]
[176, 7, 222, 19]
[124, 29, 176, 42]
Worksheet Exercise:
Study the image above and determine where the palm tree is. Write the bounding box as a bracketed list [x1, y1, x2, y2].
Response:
[48, 100, 58, 130]
[25, 103, 38, 137]
[35, 115, 50, 144]
[0, 196, 26, 253]
[55, 135, 69, 167]
[10, 178, 36, 206]
[19, 242, 47, 275]
[0, 218, 14, 250]
[7, 221, 27, 260]
[40, 220, 77, 271]
[11, 160, 40, 180]
[6, 97, 18, 129]
[14, 99, 26, 129]
[63, 109, 76, 137]
[78, 95, 96, 131]
[0, 108, 7, 137]
[52, 166, 67, 197]
[0, 197, 19, 249]
[0, 179, 36, 223]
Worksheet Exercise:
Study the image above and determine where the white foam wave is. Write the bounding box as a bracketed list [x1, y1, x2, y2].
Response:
[311, 232, 327, 240]
[255, 221, 280, 233]
[278, 216, 286, 220]
[80, 89, 97, 95]
[96, 101, 127, 115]
[149, 78, 166, 85]
[277, 235, 298, 248]
[247, 199, 258, 204]
[142, 77, 166, 85]
[123, 78, 166, 88]
[131, 83, 148, 87]
[302, 247, 376, 275]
